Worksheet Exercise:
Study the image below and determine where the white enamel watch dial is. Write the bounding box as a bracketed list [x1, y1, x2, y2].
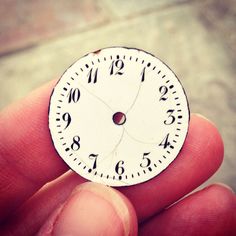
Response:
[49, 47, 190, 187]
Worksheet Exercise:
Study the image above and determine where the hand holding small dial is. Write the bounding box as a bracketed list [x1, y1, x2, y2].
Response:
[0, 46, 234, 234]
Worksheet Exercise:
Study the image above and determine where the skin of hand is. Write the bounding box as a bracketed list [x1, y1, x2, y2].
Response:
[0, 80, 235, 236]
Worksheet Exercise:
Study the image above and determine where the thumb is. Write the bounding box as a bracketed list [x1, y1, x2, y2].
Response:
[38, 182, 138, 236]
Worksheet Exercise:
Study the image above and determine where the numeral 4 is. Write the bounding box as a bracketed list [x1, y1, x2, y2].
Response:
[159, 133, 171, 149]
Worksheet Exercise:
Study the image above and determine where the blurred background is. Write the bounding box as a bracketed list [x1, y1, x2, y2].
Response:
[0, 0, 235, 190]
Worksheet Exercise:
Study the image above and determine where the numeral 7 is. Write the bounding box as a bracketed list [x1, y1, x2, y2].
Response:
[89, 154, 98, 169]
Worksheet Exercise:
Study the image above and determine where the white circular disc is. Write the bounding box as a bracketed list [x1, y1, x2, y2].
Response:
[48, 47, 190, 187]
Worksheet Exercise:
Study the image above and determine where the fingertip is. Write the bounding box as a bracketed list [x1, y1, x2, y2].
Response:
[203, 183, 236, 208]
[140, 183, 236, 236]
[187, 114, 224, 171]
[39, 182, 137, 236]
[70, 182, 138, 236]
[192, 113, 224, 156]
[211, 183, 235, 194]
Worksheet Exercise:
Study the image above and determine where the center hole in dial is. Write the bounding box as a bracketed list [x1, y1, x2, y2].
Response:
[112, 112, 126, 125]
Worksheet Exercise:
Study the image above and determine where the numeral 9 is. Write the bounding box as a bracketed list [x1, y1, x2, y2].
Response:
[62, 112, 71, 129]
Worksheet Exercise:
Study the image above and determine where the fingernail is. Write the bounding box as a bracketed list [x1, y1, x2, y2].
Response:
[194, 113, 216, 126]
[215, 183, 235, 194]
[52, 182, 132, 236]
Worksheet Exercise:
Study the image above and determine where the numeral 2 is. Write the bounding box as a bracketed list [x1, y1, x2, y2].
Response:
[159, 86, 168, 101]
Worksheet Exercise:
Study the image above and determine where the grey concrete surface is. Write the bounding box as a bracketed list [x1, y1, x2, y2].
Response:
[0, 0, 235, 190]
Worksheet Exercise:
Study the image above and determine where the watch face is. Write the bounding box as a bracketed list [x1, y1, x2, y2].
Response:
[48, 47, 190, 187]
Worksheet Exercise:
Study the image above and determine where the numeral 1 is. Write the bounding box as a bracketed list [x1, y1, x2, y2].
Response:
[141, 67, 146, 82]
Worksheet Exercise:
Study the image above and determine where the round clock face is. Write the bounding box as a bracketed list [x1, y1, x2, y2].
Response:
[48, 47, 190, 187]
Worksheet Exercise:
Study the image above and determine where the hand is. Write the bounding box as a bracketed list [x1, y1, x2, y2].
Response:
[0, 81, 235, 236]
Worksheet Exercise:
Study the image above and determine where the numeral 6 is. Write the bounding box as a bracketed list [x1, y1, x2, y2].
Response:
[115, 160, 125, 175]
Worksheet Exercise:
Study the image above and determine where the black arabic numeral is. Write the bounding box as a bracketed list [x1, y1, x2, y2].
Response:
[159, 86, 168, 101]
[62, 112, 71, 129]
[110, 60, 124, 75]
[115, 160, 125, 175]
[140, 152, 151, 168]
[71, 136, 80, 151]
[141, 67, 146, 82]
[89, 154, 98, 169]
[164, 109, 175, 125]
[88, 68, 98, 83]
[68, 88, 80, 103]
[159, 133, 171, 149]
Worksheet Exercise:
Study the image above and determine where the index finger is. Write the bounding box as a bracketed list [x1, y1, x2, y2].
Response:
[0, 81, 70, 220]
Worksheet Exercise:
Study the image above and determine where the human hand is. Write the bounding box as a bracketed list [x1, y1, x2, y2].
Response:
[0, 81, 235, 235]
